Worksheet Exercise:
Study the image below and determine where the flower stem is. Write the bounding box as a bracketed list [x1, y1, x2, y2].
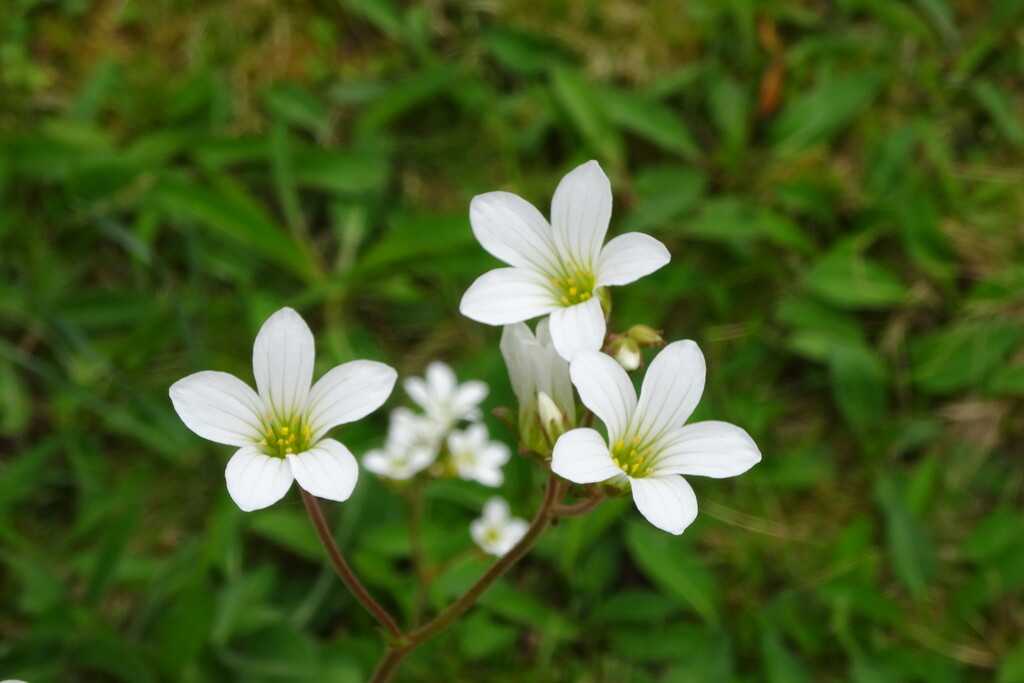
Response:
[407, 484, 432, 627]
[553, 493, 604, 517]
[300, 489, 403, 640]
[368, 476, 565, 682]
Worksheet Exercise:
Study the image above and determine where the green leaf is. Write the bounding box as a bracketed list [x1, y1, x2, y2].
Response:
[771, 70, 884, 156]
[292, 147, 389, 194]
[762, 629, 814, 683]
[999, 640, 1024, 683]
[777, 296, 866, 362]
[624, 522, 720, 624]
[897, 191, 954, 278]
[875, 475, 933, 601]
[910, 321, 1022, 396]
[805, 240, 906, 309]
[152, 172, 318, 283]
[247, 508, 324, 562]
[269, 121, 305, 236]
[602, 87, 699, 158]
[827, 343, 888, 433]
[357, 65, 458, 132]
[623, 164, 707, 232]
[264, 82, 331, 138]
[970, 80, 1024, 149]
[483, 27, 576, 75]
[590, 589, 685, 624]
[550, 67, 624, 169]
[457, 611, 518, 660]
[707, 75, 749, 162]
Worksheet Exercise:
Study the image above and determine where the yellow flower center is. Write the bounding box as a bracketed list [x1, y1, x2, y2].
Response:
[551, 261, 596, 306]
[260, 414, 312, 458]
[611, 435, 655, 478]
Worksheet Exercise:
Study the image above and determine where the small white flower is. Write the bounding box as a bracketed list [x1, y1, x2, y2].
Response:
[364, 407, 443, 480]
[470, 497, 529, 557]
[404, 361, 488, 430]
[460, 160, 671, 360]
[169, 307, 397, 511]
[551, 341, 761, 535]
[447, 423, 510, 487]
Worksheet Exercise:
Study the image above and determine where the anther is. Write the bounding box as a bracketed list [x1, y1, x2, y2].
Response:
[569, 287, 578, 296]
[561, 296, 569, 304]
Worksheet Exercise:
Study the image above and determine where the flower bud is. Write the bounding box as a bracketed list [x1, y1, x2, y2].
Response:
[538, 391, 570, 447]
[626, 324, 665, 346]
[608, 337, 642, 371]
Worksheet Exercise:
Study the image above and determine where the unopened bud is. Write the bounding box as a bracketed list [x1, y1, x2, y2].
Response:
[608, 337, 641, 371]
[626, 324, 665, 347]
[537, 391, 569, 446]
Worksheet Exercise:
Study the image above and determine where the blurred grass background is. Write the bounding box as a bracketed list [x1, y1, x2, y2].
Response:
[2, 0, 1024, 680]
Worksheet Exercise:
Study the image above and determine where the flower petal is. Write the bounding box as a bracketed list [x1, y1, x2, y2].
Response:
[169, 371, 265, 446]
[548, 296, 605, 360]
[460, 267, 560, 326]
[568, 350, 636, 438]
[225, 446, 294, 511]
[551, 428, 623, 484]
[596, 232, 671, 287]
[634, 340, 706, 442]
[470, 191, 560, 272]
[483, 496, 511, 524]
[252, 307, 315, 420]
[453, 380, 488, 419]
[425, 361, 457, 399]
[631, 475, 698, 535]
[550, 160, 612, 269]
[654, 421, 761, 478]
[306, 360, 397, 439]
[287, 438, 359, 502]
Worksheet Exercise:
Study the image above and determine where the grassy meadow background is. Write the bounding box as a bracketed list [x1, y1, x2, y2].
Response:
[3, 0, 1024, 680]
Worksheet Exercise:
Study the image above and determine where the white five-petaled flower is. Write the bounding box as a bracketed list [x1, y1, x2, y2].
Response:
[470, 497, 529, 557]
[447, 423, 510, 487]
[551, 341, 761, 535]
[169, 307, 397, 511]
[460, 160, 671, 360]
[363, 407, 443, 481]
[404, 361, 488, 431]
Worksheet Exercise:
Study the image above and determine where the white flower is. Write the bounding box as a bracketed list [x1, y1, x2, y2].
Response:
[404, 361, 488, 430]
[551, 341, 761, 535]
[363, 407, 443, 480]
[470, 497, 529, 557]
[169, 307, 397, 511]
[447, 423, 510, 487]
[499, 319, 576, 448]
[460, 160, 670, 360]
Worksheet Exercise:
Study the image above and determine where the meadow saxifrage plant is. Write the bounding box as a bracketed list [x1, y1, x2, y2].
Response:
[170, 160, 761, 682]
